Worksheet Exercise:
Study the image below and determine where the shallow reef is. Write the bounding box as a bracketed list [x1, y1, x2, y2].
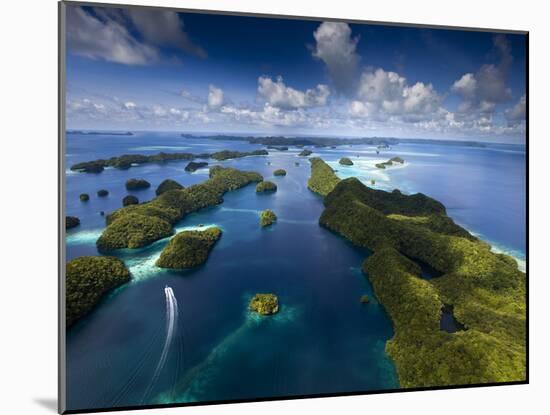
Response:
[156, 227, 222, 269]
[260, 209, 277, 227]
[249, 293, 279, 315]
[66, 256, 130, 327]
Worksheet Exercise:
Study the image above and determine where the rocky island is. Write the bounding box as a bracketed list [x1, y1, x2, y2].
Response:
[298, 149, 312, 157]
[260, 209, 277, 227]
[155, 179, 184, 195]
[256, 181, 277, 193]
[375, 156, 405, 169]
[126, 178, 151, 190]
[66, 256, 131, 327]
[339, 157, 354, 166]
[185, 161, 208, 172]
[249, 293, 279, 315]
[156, 227, 222, 269]
[97, 189, 109, 197]
[97, 166, 262, 251]
[79, 193, 89, 202]
[122, 195, 139, 206]
[66, 216, 80, 229]
[308, 158, 525, 387]
[273, 169, 287, 176]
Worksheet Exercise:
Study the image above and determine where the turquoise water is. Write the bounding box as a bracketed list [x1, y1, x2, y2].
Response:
[65, 132, 525, 411]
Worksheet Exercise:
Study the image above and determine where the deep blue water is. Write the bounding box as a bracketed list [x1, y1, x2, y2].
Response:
[65, 132, 526, 411]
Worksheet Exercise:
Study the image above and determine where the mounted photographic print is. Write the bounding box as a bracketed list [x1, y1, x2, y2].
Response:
[59, 1, 528, 413]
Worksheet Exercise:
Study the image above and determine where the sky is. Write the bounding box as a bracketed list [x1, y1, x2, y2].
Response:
[65, 5, 527, 143]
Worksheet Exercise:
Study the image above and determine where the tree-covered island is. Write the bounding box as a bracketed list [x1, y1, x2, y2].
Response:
[156, 227, 222, 269]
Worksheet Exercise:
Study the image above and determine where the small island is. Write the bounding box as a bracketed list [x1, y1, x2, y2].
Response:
[66, 216, 80, 229]
[375, 156, 405, 169]
[339, 157, 354, 166]
[156, 227, 222, 269]
[267, 145, 288, 151]
[126, 178, 151, 190]
[260, 209, 277, 227]
[360, 295, 370, 304]
[249, 293, 279, 315]
[298, 149, 312, 157]
[122, 195, 139, 206]
[66, 256, 131, 327]
[273, 169, 287, 176]
[79, 193, 89, 202]
[155, 179, 184, 196]
[185, 161, 208, 172]
[256, 181, 277, 193]
[307, 157, 341, 197]
[97, 189, 109, 197]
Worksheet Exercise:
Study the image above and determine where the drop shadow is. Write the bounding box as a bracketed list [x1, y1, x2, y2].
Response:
[34, 398, 57, 413]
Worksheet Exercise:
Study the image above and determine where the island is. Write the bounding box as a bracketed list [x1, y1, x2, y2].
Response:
[249, 293, 279, 315]
[156, 227, 222, 269]
[339, 157, 354, 166]
[122, 195, 139, 206]
[360, 295, 370, 304]
[185, 161, 208, 172]
[256, 181, 277, 193]
[375, 156, 405, 169]
[273, 169, 287, 176]
[97, 189, 109, 197]
[210, 149, 268, 161]
[126, 178, 151, 190]
[66, 256, 131, 327]
[267, 145, 288, 151]
[307, 157, 341, 197]
[97, 166, 262, 250]
[298, 149, 312, 157]
[260, 209, 277, 227]
[156, 179, 184, 196]
[66, 216, 80, 229]
[79, 193, 89, 202]
[308, 158, 525, 387]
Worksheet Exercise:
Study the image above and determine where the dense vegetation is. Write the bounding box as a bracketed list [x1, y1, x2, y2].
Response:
[79, 193, 89, 202]
[376, 156, 405, 169]
[70, 149, 267, 173]
[156, 227, 222, 269]
[97, 189, 109, 197]
[298, 149, 313, 157]
[268, 145, 288, 151]
[360, 295, 370, 304]
[260, 209, 277, 227]
[66, 256, 130, 327]
[249, 293, 279, 315]
[98, 166, 262, 250]
[184, 161, 208, 172]
[307, 157, 341, 197]
[155, 179, 184, 196]
[339, 157, 354, 166]
[122, 195, 139, 206]
[313, 169, 526, 387]
[125, 178, 151, 190]
[273, 169, 287, 176]
[256, 181, 277, 193]
[66, 216, 80, 229]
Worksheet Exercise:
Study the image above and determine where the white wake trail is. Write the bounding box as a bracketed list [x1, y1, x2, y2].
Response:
[141, 286, 178, 404]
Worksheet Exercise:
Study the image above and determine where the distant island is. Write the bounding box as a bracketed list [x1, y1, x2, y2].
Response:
[67, 130, 133, 136]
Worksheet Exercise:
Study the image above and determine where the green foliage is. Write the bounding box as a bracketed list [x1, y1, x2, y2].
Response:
[66, 256, 130, 327]
[317, 176, 526, 387]
[97, 189, 109, 197]
[156, 227, 222, 269]
[155, 179, 184, 196]
[125, 178, 151, 190]
[273, 169, 287, 176]
[376, 156, 405, 169]
[256, 181, 277, 193]
[66, 216, 80, 229]
[249, 293, 279, 315]
[99, 166, 262, 250]
[298, 149, 312, 157]
[260, 209, 277, 227]
[360, 295, 370, 303]
[211, 149, 268, 160]
[307, 157, 341, 197]
[122, 195, 139, 206]
[96, 213, 173, 251]
[79, 193, 89, 202]
[184, 161, 208, 172]
[339, 157, 354, 166]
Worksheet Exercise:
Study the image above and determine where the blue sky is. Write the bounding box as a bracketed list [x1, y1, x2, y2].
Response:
[65, 5, 527, 143]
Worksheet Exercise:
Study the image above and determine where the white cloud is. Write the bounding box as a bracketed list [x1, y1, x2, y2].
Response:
[312, 22, 360, 95]
[207, 85, 224, 109]
[124, 101, 136, 109]
[505, 94, 526, 125]
[257, 76, 330, 109]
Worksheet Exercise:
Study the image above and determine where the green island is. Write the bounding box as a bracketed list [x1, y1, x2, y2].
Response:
[122, 195, 139, 206]
[70, 149, 267, 173]
[273, 169, 287, 176]
[126, 178, 151, 190]
[298, 149, 312, 157]
[66, 216, 80, 229]
[185, 161, 208, 172]
[376, 156, 405, 169]
[260, 209, 277, 227]
[66, 256, 131, 327]
[360, 295, 370, 304]
[79, 193, 89, 202]
[97, 189, 109, 197]
[307, 157, 341, 197]
[249, 293, 279, 315]
[256, 181, 277, 193]
[97, 166, 262, 251]
[339, 157, 354, 166]
[156, 227, 222, 269]
[309, 158, 525, 387]
[156, 179, 184, 196]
